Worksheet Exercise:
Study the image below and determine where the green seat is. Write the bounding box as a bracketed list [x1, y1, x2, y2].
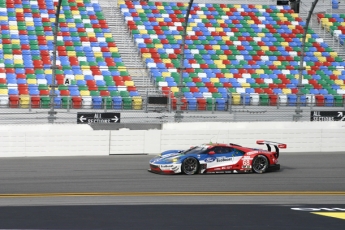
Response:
[41, 96, 50, 109]
[123, 97, 132, 110]
[61, 96, 71, 109]
[259, 94, 269, 106]
[120, 91, 130, 97]
[102, 97, 112, 109]
[206, 97, 215, 111]
[334, 95, 343, 107]
[90, 91, 100, 96]
[110, 91, 121, 97]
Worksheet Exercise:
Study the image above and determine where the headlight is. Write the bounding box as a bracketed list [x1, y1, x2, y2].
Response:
[172, 158, 178, 162]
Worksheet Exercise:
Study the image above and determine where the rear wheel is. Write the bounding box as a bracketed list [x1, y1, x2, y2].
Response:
[182, 157, 199, 175]
[252, 155, 269, 173]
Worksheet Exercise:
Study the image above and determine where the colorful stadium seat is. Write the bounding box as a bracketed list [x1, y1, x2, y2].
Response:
[0, 0, 140, 109]
[121, 1, 345, 108]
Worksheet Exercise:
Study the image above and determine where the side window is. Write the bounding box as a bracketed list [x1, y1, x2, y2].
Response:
[233, 148, 245, 156]
[212, 147, 233, 154]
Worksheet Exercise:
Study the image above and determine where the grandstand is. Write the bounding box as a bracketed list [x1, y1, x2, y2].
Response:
[0, 0, 344, 113]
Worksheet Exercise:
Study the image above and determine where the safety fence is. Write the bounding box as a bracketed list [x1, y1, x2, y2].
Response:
[0, 94, 344, 124]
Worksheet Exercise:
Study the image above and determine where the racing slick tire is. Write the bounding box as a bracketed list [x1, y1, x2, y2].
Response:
[181, 157, 199, 175]
[252, 155, 269, 174]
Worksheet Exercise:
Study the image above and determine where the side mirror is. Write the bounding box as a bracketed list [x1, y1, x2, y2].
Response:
[208, 151, 215, 155]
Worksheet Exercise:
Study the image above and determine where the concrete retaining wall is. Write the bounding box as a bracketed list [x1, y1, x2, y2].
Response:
[0, 122, 344, 157]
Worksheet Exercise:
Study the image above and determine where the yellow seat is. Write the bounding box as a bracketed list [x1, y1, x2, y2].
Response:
[317, 56, 326, 62]
[256, 69, 264, 74]
[241, 83, 250, 88]
[282, 88, 291, 94]
[14, 59, 23, 64]
[132, 96, 143, 110]
[27, 79, 37, 84]
[257, 33, 265, 37]
[273, 61, 281, 66]
[217, 64, 226, 69]
[215, 27, 223, 32]
[109, 47, 118, 52]
[94, 52, 102, 57]
[261, 46, 269, 51]
[67, 51, 76, 56]
[124, 81, 134, 87]
[20, 95, 30, 108]
[11, 39, 20, 45]
[213, 60, 223, 65]
[162, 72, 170, 77]
[224, 73, 233, 78]
[333, 70, 341, 76]
[0, 89, 8, 95]
[232, 93, 241, 105]
[329, 52, 338, 57]
[4, 54, 13, 59]
[281, 42, 289, 47]
[46, 36, 54, 41]
[104, 33, 112, 38]
[142, 53, 151, 58]
[45, 69, 53, 74]
[174, 35, 182, 40]
[25, 22, 34, 26]
[210, 78, 219, 83]
[334, 80, 343, 85]
[154, 44, 163, 49]
[213, 45, 220, 50]
[80, 90, 90, 96]
[75, 75, 84, 80]
[314, 52, 322, 57]
[162, 59, 171, 64]
[170, 87, 179, 93]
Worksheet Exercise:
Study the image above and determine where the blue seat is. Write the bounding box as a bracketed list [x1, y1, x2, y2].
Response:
[216, 98, 226, 111]
[54, 97, 62, 108]
[324, 95, 334, 106]
[287, 94, 297, 106]
[112, 96, 122, 109]
[240, 93, 250, 105]
[187, 98, 197, 110]
[92, 96, 102, 109]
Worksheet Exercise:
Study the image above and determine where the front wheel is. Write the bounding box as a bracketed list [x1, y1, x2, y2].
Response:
[252, 155, 269, 173]
[182, 157, 199, 175]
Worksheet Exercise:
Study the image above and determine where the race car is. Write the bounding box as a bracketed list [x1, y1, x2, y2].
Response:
[149, 140, 286, 175]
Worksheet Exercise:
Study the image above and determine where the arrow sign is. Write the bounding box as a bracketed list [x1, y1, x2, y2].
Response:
[77, 113, 121, 124]
[79, 115, 87, 123]
[111, 116, 119, 123]
[311, 111, 345, 122]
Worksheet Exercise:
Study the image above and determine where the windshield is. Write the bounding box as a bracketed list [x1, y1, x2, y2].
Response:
[182, 146, 208, 155]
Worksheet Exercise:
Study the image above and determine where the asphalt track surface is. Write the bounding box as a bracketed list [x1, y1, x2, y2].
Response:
[0, 152, 344, 229]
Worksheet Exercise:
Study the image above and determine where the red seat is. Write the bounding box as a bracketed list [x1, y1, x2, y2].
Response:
[60, 90, 70, 96]
[315, 95, 324, 106]
[197, 98, 206, 110]
[100, 91, 110, 97]
[31, 96, 41, 108]
[9, 95, 19, 108]
[269, 94, 278, 106]
[72, 96, 82, 109]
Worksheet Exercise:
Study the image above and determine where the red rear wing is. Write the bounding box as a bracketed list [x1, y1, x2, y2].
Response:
[256, 140, 287, 149]
[256, 140, 287, 158]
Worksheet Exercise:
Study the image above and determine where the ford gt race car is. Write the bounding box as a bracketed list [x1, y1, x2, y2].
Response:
[149, 140, 287, 175]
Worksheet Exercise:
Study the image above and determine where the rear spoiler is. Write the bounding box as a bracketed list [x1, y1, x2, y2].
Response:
[256, 140, 287, 158]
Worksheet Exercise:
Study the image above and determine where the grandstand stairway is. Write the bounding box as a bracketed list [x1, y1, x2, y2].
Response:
[97, 0, 157, 95]
[310, 14, 345, 60]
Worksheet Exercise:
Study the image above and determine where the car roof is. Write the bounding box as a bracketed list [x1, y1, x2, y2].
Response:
[206, 143, 254, 152]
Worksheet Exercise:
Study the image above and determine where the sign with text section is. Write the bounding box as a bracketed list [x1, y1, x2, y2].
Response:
[77, 112, 120, 124]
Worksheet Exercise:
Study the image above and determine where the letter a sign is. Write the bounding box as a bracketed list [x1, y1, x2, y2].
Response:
[64, 77, 71, 85]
